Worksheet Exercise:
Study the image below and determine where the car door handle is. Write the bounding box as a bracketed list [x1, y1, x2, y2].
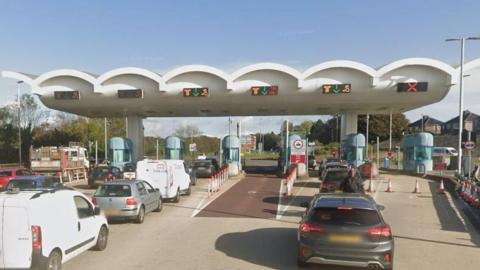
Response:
[78, 221, 81, 231]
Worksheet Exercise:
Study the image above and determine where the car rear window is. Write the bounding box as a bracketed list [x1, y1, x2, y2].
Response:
[7, 180, 37, 190]
[0, 171, 12, 177]
[93, 168, 110, 178]
[310, 207, 381, 226]
[194, 161, 211, 167]
[324, 170, 348, 184]
[95, 184, 132, 197]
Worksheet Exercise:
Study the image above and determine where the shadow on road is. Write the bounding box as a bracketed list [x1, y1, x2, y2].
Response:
[263, 195, 312, 208]
[215, 227, 362, 270]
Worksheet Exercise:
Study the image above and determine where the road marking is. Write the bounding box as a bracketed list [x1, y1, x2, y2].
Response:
[275, 180, 285, 220]
[276, 181, 306, 220]
[191, 195, 209, 217]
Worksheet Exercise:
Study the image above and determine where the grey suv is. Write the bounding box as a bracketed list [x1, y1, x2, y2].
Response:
[298, 193, 394, 269]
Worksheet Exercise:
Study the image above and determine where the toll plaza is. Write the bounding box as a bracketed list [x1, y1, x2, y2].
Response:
[4, 59, 480, 270]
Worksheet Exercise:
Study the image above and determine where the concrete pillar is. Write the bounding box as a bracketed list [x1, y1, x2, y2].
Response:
[126, 115, 144, 161]
[340, 112, 358, 140]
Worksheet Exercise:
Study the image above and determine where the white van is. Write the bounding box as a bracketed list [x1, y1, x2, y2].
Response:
[136, 159, 192, 202]
[433, 147, 458, 157]
[0, 188, 108, 270]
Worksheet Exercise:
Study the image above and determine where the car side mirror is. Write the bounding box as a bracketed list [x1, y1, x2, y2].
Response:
[377, 204, 385, 211]
[155, 188, 160, 192]
[94, 206, 101, 215]
[300, 202, 310, 208]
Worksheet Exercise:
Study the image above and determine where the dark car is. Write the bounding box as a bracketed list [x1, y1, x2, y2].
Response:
[319, 161, 347, 179]
[298, 193, 394, 269]
[6, 175, 61, 190]
[88, 165, 123, 188]
[192, 159, 218, 178]
[319, 168, 349, 192]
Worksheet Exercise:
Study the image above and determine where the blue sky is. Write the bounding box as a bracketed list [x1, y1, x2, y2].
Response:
[1, 0, 480, 137]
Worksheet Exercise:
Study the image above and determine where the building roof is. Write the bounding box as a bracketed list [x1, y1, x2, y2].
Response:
[444, 110, 480, 125]
[409, 115, 444, 128]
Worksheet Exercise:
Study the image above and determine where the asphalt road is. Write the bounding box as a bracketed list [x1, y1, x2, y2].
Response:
[63, 170, 480, 270]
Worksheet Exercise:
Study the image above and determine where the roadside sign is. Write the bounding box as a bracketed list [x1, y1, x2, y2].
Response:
[464, 141, 476, 150]
[290, 155, 306, 164]
[189, 143, 197, 152]
[291, 139, 306, 155]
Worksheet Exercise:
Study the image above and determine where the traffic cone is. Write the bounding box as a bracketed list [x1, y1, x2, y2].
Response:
[385, 179, 393, 192]
[366, 179, 375, 193]
[437, 179, 446, 194]
[413, 179, 421, 194]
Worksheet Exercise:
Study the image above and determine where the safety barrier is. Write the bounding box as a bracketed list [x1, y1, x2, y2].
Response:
[207, 166, 229, 197]
[459, 179, 480, 208]
[285, 167, 297, 197]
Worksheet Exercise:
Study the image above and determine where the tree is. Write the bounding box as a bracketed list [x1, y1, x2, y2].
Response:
[358, 114, 409, 142]
[255, 132, 280, 151]
[174, 124, 203, 139]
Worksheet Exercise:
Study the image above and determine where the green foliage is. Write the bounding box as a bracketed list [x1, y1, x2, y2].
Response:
[358, 114, 409, 142]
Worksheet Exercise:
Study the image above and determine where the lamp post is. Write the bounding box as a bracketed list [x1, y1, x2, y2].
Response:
[17, 81, 24, 165]
[446, 37, 480, 175]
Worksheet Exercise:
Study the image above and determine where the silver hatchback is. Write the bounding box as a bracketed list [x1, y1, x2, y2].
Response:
[92, 180, 162, 223]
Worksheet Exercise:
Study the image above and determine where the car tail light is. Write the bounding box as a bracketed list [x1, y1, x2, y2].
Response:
[91, 197, 97, 205]
[385, 253, 392, 263]
[126, 198, 137, 206]
[369, 226, 392, 239]
[321, 182, 334, 190]
[31, 226, 42, 251]
[299, 222, 323, 235]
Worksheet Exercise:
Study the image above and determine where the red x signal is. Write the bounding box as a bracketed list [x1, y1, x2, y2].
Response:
[407, 83, 417, 92]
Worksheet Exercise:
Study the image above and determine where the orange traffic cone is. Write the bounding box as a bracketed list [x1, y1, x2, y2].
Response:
[366, 179, 375, 193]
[385, 179, 393, 192]
[437, 179, 446, 194]
[413, 179, 421, 194]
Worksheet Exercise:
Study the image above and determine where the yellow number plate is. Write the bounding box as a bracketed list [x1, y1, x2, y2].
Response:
[328, 234, 362, 243]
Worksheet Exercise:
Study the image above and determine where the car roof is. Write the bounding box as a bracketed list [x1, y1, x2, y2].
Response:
[101, 180, 140, 185]
[313, 194, 376, 210]
[11, 175, 51, 181]
[326, 162, 347, 166]
[325, 167, 349, 172]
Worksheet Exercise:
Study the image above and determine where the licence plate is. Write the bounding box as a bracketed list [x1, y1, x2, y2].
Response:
[328, 234, 362, 243]
[104, 208, 119, 216]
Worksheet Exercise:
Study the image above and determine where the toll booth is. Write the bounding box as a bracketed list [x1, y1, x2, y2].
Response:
[164, 136, 184, 160]
[222, 135, 240, 176]
[403, 132, 433, 173]
[108, 137, 134, 171]
[341, 133, 366, 167]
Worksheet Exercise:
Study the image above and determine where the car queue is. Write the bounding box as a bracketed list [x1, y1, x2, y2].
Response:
[0, 158, 202, 270]
[298, 157, 394, 269]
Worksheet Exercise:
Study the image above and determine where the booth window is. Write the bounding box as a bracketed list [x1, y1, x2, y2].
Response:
[414, 147, 432, 161]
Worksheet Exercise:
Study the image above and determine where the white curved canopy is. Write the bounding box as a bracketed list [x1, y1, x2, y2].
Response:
[1, 58, 469, 118]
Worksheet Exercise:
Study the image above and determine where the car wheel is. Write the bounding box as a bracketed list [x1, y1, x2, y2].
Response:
[154, 197, 163, 212]
[135, 206, 145, 224]
[45, 250, 62, 270]
[185, 185, 192, 196]
[173, 188, 180, 202]
[92, 226, 108, 251]
[296, 258, 308, 268]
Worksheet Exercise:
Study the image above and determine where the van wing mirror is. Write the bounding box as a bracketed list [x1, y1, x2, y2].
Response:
[377, 204, 385, 211]
[300, 202, 310, 208]
[94, 206, 101, 216]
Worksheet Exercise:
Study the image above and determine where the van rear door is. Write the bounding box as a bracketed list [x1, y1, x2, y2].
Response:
[1, 198, 32, 269]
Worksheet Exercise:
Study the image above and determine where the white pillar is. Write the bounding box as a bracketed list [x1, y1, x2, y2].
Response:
[340, 112, 358, 140]
[126, 116, 145, 162]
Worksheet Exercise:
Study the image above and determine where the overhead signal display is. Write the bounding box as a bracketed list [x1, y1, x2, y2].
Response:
[54, 91, 80, 100]
[322, 84, 351, 94]
[183, 88, 209, 97]
[397, 82, 428, 92]
[118, 89, 143, 98]
[251, 86, 279, 96]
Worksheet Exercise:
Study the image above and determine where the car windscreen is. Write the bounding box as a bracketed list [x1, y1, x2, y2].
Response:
[0, 171, 12, 177]
[7, 180, 37, 190]
[93, 167, 110, 178]
[310, 207, 381, 226]
[194, 161, 212, 168]
[94, 184, 132, 197]
[324, 170, 348, 184]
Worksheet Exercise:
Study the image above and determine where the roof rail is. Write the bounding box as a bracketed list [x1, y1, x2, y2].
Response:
[30, 185, 74, 200]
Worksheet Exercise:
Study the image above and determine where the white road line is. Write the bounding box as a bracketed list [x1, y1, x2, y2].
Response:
[276, 182, 306, 220]
[191, 195, 209, 217]
[275, 180, 285, 219]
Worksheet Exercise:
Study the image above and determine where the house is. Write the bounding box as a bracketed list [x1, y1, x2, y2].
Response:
[408, 115, 443, 134]
[442, 110, 480, 135]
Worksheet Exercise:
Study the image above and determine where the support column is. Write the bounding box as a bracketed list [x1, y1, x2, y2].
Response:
[340, 112, 358, 140]
[126, 116, 145, 162]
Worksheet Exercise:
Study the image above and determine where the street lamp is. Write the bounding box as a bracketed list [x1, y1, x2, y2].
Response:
[17, 81, 24, 165]
[446, 36, 480, 175]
